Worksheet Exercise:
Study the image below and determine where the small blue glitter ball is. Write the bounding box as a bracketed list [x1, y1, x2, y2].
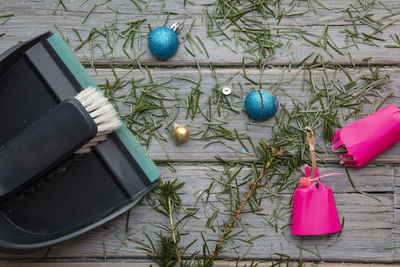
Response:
[148, 27, 179, 60]
[244, 90, 278, 121]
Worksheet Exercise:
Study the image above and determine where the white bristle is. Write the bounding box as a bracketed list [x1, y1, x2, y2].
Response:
[75, 86, 122, 154]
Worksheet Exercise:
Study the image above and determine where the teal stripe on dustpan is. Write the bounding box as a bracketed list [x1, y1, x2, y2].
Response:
[47, 34, 160, 183]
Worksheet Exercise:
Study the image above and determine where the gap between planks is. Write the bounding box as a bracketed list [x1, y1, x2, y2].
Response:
[79, 60, 400, 68]
[394, 169, 400, 261]
[0, 260, 399, 267]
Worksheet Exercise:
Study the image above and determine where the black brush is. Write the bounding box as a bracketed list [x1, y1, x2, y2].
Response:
[0, 86, 121, 200]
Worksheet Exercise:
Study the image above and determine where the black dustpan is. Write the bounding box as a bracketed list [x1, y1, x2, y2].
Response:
[0, 32, 160, 253]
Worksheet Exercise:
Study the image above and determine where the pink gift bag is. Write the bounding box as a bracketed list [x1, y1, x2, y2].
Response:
[292, 166, 342, 235]
[332, 104, 400, 168]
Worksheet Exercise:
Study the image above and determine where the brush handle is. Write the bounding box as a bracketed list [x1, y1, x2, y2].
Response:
[0, 98, 97, 200]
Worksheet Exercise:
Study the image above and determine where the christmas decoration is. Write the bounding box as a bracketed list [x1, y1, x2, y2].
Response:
[332, 104, 400, 168]
[299, 176, 310, 187]
[244, 89, 278, 121]
[222, 87, 232, 96]
[148, 24, 180, 60]
[292, 127, 342, 236]
[173, 124, 190, 143]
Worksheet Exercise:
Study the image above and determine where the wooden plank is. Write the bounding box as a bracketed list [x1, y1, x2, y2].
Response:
[1, 261, 400, 267]
[40, 199, 397, 262]
[3, 0, 399, 17]
[0, 0, 400, 66]
[84, 67, 400, 163]
[154, 165, 395, 194]
[0, 165, 393, 262]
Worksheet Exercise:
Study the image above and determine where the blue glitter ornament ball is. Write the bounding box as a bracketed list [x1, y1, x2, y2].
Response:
[244, 90, 278, 121]
[148, 27, 179, 60]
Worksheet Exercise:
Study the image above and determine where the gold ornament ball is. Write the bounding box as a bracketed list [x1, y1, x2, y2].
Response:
[174, 125, 190, 143]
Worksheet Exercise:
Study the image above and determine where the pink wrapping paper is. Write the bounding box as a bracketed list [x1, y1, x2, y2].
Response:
[332, 105, 400, 168]
[292, 166, 342, 236]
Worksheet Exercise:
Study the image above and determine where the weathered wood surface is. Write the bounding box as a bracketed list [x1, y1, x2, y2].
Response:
[86, 67, 400, 164]
[1, 0, 400, 265]
[1, 261, 400, 267]
[0, 66, 398, 263]
[0, 165, 396, 262]
[1, 0, 400, 66]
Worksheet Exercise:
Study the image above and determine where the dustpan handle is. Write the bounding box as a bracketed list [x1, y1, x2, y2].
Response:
[0, 98, 97, 200]
[305, 126, 317, 179]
